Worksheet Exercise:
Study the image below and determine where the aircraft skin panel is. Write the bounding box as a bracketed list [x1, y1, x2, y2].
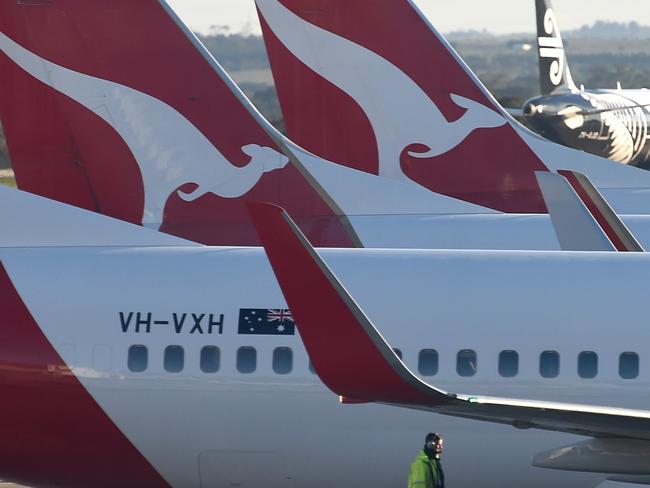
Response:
[4, 246, 650, 486]
[0, 261, 172, 488]
[0, 184, 197, 248]
[285, 143, 498, 215]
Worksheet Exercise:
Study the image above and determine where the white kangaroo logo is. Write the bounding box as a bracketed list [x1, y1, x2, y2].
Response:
[257, 0, 506, 183]
[0, 32, 289, 227]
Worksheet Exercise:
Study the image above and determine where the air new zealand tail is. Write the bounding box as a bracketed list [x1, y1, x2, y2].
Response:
[525, 0, 650, 166]
[535, 0, 575, 94]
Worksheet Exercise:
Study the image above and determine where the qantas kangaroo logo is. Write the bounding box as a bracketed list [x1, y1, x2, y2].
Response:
[538, 8, 565, 87]
[0, 32, 289, 227]
[257, 0, 506, 183]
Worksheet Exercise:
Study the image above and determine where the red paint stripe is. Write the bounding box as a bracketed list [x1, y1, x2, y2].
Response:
[0, 262, 171, 488]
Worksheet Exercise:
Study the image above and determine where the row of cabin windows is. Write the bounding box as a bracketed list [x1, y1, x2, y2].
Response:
[127, 345, 640, 380]
[417, 349, 640, 379]
[127, 345, 293, 374]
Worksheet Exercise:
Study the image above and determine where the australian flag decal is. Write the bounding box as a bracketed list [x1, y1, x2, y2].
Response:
[238, 309, 296, 335]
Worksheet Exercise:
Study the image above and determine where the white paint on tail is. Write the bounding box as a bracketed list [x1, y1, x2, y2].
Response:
[0, 32, 289, 227]
[0, 185, 197, 247]
[256, 0, 506, 182]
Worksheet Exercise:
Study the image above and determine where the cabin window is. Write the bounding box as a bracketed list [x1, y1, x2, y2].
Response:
[498, 350, 519, 378]
[200, 346, 220, 373]
[578, 351, 598, 379]
[128, 345, 148, 372]
[308, 360, 316, 374]
[273, 347, 293, 374]
[164, 345, 184, 373]
[418, 349, 439, 376]
[619, 352, 639, 379]
[539, 351, 560, 378]
[457, 349, 477, 377]
[237, 347, 257, 374]
[393, 348, 403, 360]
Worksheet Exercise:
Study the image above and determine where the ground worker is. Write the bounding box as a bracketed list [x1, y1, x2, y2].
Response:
[407, 432, 445, 488]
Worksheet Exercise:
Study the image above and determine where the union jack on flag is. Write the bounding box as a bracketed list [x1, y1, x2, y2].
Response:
[238, 308, 296, 335]
[267, 309, 294, 323]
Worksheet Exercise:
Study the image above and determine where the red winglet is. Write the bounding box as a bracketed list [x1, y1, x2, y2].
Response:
[247, 202, 452, 406]
[558, 170, 644, 252]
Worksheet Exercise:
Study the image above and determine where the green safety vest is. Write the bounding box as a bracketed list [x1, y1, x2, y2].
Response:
[407, 450, 444, 488]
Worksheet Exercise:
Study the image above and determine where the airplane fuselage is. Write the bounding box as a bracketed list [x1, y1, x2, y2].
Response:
[524, 89, 650, 167]
[4, 245, 650, 488]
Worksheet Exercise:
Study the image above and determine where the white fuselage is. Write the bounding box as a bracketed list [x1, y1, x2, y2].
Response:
[345, 213, 650, 250]
[4, 245, 650, 488]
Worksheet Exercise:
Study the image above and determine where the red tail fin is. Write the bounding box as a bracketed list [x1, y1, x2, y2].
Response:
[0, 0, 355, 247]
[256, 0, 552, 212]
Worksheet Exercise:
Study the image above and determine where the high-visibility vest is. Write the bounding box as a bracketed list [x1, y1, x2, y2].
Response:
[408, 450, 444, 488]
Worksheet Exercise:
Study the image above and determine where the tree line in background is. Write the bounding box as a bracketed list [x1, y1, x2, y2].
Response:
[2, 22, 650, 169]
[0, 132, 8, 169]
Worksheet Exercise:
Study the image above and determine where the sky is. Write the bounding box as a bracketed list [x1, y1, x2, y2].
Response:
[165, 0, 650, 36]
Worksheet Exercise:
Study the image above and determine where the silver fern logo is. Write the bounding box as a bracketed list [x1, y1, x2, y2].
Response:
[538, 8, 565, 86]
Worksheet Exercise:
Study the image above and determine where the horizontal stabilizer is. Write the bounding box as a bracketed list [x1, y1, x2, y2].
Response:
[535, 171, 615, 251]
[0, 185, 198, 248]
[250, 202, 650, 442]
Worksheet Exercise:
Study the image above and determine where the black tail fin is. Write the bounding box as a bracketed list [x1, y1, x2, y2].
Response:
[536, 0, 575, 94]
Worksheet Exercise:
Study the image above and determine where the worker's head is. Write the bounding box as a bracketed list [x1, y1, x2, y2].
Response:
[424, 432, 444, 458]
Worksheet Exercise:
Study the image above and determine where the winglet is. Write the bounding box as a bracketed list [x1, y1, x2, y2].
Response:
[557, 170, 644, 252]
[247, 202, 452, 406]
[535, 171, 616, 251]
[249, 203, 650, 441]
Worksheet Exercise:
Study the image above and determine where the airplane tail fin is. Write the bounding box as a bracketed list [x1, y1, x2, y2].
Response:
[255, 0, 550, 213]
[256, 0, 650, 215]
[535, 0, 576, 94]
[0, 0, 356, 247]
